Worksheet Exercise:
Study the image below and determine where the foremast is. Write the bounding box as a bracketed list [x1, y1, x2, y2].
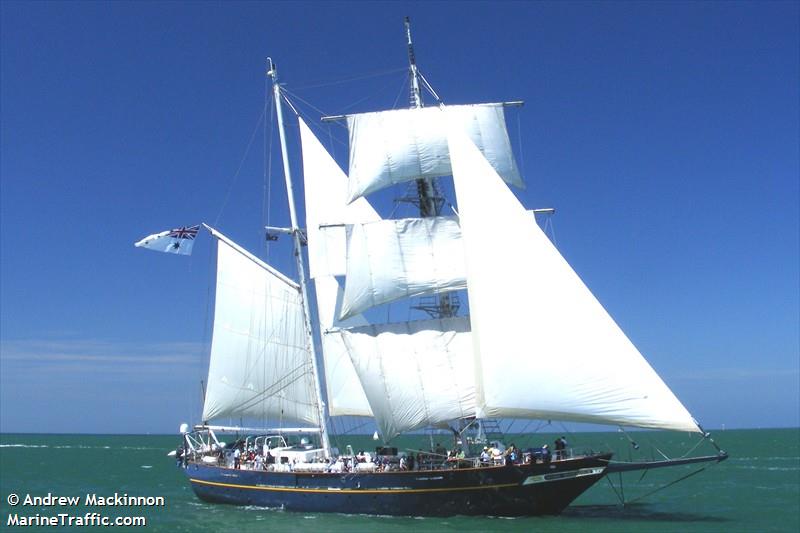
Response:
[267, 59, 332, 459]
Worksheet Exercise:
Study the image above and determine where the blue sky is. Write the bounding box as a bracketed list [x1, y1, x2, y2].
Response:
[1, 1, 797, 434]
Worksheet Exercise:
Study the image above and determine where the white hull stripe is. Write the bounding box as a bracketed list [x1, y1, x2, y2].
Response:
[522, 467, 607, 485]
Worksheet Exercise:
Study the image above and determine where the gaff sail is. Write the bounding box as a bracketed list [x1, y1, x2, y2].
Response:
[202, 230, 320, 425]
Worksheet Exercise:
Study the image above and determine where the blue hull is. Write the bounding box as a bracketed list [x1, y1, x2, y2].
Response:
[184, 455, 611, 516]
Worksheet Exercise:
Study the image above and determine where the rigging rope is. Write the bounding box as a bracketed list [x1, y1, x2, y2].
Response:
[234, 363, 314, 415]
[279, 88, 336, 125]
[603, 430, 725, 507]
[680, 433, 710, 459]
[341, 74, 410, 113]
[625, 466, 709, 506]
[544, 217, 558, 246]
[391, 75, 408, 110]
[290, 67, 407, 91]
[214, 106, 267, 226]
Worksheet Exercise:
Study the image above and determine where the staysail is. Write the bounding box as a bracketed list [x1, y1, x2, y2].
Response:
[447, 119, 700, 433]
[202, 230, 320, 425]
[346, 103, 523, 202]
[300, 119, 382, 280]
[340, 317, 475, 441]
[299, 118, 378, 417]
[339, 216, 467, 320]
[314, 276, 375, 417]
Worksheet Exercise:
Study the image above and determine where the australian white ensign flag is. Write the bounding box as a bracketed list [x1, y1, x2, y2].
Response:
[135, 225, 200, 256]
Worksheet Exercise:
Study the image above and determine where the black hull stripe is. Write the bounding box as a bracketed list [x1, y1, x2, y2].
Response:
[190, 477, 519, 494]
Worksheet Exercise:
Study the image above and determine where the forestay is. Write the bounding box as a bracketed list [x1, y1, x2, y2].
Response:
[299, 119, 377, 417]
[446, 121, 701, 433]
[202, 234, 320, 425]
[339, 216, 467, 320]
[340, 317, 475, 441]
[346, 104, 523, 202]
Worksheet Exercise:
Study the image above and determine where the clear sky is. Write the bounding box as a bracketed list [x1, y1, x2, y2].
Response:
[1, 1, 797, 434]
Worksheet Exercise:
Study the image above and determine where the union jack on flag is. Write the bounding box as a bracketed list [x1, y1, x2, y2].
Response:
[168, 225, 200, 240]
[135, 224, 201, 256]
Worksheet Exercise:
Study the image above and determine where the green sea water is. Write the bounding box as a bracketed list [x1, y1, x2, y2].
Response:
[1, 428, 797, 532]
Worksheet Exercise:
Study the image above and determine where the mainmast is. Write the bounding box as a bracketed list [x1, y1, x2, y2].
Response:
[405, 17, 423, 110]
[404, 17, 437, 218]
[267, 59, 332, 459]
[405, 17, 459, 318]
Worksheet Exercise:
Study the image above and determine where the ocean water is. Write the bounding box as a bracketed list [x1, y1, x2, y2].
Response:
[0, 428, 797, 532]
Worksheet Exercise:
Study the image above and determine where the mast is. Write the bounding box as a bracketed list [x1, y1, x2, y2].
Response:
[267, 59, 332, 458]
[405, 17, 423, 111]
[405, 17, 437, 218]
[405, 17, 458, 318]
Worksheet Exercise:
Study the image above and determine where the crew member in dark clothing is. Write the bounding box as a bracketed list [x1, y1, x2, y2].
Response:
[557, 436, 568, 459]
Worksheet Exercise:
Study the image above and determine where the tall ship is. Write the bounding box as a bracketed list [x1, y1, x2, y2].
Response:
[137, 19, 726, 516]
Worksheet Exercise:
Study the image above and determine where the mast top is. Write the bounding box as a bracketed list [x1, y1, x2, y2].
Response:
[405, 17, 423, 109]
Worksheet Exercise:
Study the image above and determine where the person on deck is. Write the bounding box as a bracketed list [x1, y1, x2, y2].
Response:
[505, 443, 518, 464]
[491, 446, 504, 465]
[542, 444, 551, 463]
[455, 448, 466, 468]
[480, 446, 491, 465]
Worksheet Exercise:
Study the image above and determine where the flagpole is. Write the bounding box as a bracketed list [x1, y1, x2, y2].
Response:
[267, 58, 332, 459]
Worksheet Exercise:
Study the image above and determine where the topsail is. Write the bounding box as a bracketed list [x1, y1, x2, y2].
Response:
[346, 103, 523, 202]
[339, 216, 467, 320]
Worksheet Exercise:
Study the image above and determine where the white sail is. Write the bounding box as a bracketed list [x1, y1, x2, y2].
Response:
[339, 216, 467, 320]
[315, 276, 374, 416]
[340, 317, 475, 441]
[300, 118, 381, 279]
[299, 118, 377, 416]
[202, 233, 319, 425]
[447, 122, 701, 433]
[347, 104, 523, 202]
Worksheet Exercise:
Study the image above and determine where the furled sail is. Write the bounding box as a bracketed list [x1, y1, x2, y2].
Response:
[340, 317, 475, 441]
[446, 121, 701, 433]
[202, 231, 319, 425]
[339, 216, 467, 320]
[346, 104, 523, 202]
[299, 118, 378, 417]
